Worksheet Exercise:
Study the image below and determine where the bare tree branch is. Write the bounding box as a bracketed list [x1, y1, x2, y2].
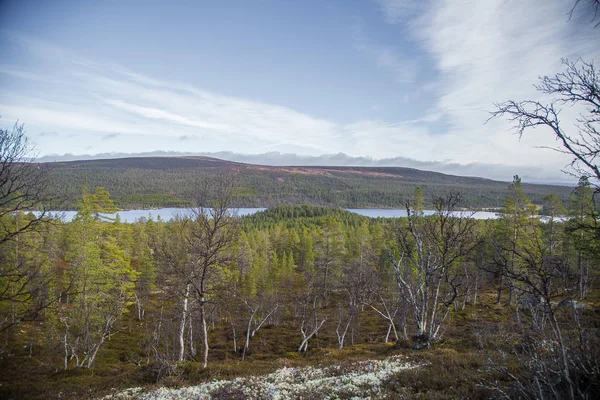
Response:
[490, 59, 600, 188]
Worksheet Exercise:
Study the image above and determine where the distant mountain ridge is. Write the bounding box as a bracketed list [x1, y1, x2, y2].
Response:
[43, 156, 575, 210]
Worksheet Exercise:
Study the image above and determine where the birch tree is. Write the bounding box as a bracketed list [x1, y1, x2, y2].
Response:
[388, 193, 476, 344]
[180, 175, 239, 368]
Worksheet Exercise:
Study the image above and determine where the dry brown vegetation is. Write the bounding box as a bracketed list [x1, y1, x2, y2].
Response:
[1, 290, 598, 400]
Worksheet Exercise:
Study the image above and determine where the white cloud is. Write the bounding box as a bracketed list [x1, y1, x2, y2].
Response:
[104, 99, 232, 132]
[0, 36, 343, 153]
[0, 102, 144, 135]
[2, 15, 596, 184]
[374, 0, 600, 173]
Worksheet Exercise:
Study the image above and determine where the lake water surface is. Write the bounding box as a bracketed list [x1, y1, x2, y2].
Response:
[44, 207, 499, 223]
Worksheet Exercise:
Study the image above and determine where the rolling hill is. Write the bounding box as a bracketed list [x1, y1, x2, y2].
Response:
[42, 156, 575, 210]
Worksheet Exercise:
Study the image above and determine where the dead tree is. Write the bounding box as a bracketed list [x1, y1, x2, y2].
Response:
[363, 290, 400, 343]
[486, 241, 585, 400]
[297, 285, 326, 353]
[491, 59, 599, 187]
[241, 298, 279, 360]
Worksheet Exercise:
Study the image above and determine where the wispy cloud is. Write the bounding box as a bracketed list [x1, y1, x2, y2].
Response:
[2, 14, 597, 184]
[0, 40, 341, 154]
[105, 99, 231, 132]
[374, 0, 600, 170]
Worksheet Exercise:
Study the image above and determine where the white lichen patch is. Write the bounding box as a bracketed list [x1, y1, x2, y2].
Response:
[103, 355, 422, 400]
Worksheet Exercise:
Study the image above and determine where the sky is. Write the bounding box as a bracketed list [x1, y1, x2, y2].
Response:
[0, 0, 598, 183]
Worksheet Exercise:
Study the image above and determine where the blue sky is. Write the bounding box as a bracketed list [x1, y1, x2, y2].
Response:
[0, 0, 598, 183]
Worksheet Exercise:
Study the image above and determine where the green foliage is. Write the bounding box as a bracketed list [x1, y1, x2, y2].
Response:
[489, 176, 544, 302]
[245, 204, 371, 230]
[542, 193, 567, 217]
[116, 194, 193, 208]
[1, 195, 598, 399]
[56, 187, 138, 368]
[0, 212, 58, 332]
[566, 176, 598, 258]
[413, 187, 424, 215]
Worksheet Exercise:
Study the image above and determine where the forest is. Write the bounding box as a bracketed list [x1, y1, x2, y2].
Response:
[2, 0, 598, 398]
[41, 156, 575, 210]
[1, 155, 599, 398]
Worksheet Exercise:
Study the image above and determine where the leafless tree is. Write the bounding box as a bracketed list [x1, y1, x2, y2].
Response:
[0, 122, 53, 245]
[482, 237, 599, 400]
[183, 174, 240, 368]
[151, 174, 239, 368]
[240, 296, 278, 360]
[363, 289, 402, 343]
[569, 0, 600, 27]
[297, 282, 326, 353]
[152, 220, 193, 363]
[491, 59, 599, 187]
[335, 248, 375, 348]
[388, 194, 476, 344]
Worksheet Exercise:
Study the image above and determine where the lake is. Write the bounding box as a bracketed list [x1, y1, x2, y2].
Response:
[42, 207, 500, 223]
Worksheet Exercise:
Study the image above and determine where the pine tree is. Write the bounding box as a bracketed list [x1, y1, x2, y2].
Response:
[414, 187, 424, 215]
[495, 175, 541, 304]
[542, 194, 567, 255]
[566, 177, 598, 298]
[315, 218, 345, 304]
[59, 187, 137, 368]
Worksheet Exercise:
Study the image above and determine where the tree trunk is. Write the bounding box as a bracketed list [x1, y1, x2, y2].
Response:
[230, 318, 238, 353]
[63, 331, 69, 370]
[135, 294, 145, 321]
[200, 299, 209, 368]
[549, 309, 575, 400]
[323, 263, 329, 305]
[242, 308, 256, 361]
[298, 318, 326, 353]
[188, 314, 196, 358]
[336, 314, 352, 349]
[178, 284, 190, 362]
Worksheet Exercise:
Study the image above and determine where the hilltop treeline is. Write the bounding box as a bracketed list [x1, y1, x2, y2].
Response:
[42, 157, 574, 209]
[1, 176, 598, 399]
